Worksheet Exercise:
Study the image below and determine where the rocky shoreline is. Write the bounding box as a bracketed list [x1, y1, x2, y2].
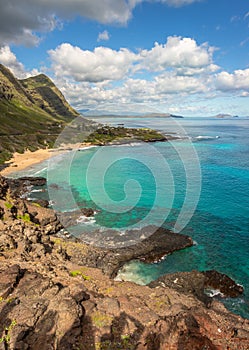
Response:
[0, 175, 248, 349]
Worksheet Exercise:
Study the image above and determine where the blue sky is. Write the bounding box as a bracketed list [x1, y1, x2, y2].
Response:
[0, 0, 248, 116]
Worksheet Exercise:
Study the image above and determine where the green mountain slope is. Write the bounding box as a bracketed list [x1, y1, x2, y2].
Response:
[20, 74, 79, 119]
[0, 64, 85, 164]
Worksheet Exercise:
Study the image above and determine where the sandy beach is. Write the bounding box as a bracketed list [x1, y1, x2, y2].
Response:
[0, 149, 58, 176]
[0, 143, 93, 176]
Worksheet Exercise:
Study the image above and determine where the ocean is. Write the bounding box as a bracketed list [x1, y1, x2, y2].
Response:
[10, 116, 249, 319]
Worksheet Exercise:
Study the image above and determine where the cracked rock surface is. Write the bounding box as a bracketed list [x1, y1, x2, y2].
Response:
[0, 175, 248, 349]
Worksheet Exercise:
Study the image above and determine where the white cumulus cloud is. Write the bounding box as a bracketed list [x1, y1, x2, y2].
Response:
[46, 35, 221, 113]
[215, 69, 249, 93]
[140, 36, 215, 72]
[49, 36, 216, 85]
[129, 0, 201, 7]
[0, 46, 39, 78]
[48, 43, 138, 82]
[154, 71, 207, 94]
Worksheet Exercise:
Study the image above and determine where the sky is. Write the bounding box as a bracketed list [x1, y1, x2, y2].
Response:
[0, 0, 248, 116]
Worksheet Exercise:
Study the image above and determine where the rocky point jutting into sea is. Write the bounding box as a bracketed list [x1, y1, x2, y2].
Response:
[0, 175, 248, 350]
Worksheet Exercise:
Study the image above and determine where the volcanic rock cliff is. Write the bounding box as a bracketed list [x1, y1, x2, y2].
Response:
[0, 175, 248, 349]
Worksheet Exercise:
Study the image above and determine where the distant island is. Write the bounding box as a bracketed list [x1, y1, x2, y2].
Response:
[82, 111, 184, 119]
[213, 113, 239, 119]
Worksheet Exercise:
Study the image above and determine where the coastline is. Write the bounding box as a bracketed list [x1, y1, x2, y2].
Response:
[0, 125, 172, 176]
[0, 148, 57, 176]
[0, 175, 248, 348]
[0, 142, 93, 176]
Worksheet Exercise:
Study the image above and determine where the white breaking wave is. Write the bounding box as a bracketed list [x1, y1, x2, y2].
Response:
[77, 145, 98, 151]
[31, 188, 44, 193]
[204, 288, 224, 298]
[76, 215, 96, 225]
[195, 135, 220, 141]
[34, 167, 47, 175]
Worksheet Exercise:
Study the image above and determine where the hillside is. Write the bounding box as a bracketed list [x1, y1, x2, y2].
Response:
[0, 64, 85, 164]
[20, 73, 79, 119]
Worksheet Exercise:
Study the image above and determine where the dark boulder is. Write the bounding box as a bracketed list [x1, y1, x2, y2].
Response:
[7, 176, 46, 198]
[0, 175, 9, 199]
[204, 270, 244, 298]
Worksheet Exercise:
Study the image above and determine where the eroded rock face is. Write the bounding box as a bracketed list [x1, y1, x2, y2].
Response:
[0, 176, 8, 199]
[66, 225, 193, 278]
[0, 175, 248, 349]
[0, 262, 249, 350]
[0, 265, 89, 350]
[6, 176, 46, 198]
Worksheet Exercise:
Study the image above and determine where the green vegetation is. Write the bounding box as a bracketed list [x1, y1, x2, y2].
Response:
[17, 213, 31, 223]
[69, 270, 91, 280]
[95, 335, 135, 350]
[0, 320, 17, 344]
[92, 311, 113, 328]
[32, 202, 42, 207]
[0, 64, 86, 164]
[4, 201, 13, 209]
[85, 125, 167, 145]
[20, 74, 79, 118]
[0, 296, 18, 304]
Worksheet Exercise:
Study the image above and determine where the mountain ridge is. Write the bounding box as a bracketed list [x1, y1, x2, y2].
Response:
[0, 64, 83, 164]
[20, 73, 79, 119]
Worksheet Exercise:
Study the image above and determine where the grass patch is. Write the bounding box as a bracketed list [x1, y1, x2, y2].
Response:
[4, 202, 13, 209]
[95, 335, 134, 350]
[32, 202, 41, 207]
[69, 270, 91, 280]
[92, 311, 113, 328]
[17, 213, 31, 223]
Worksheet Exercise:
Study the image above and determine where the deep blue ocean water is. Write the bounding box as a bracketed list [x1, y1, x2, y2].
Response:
[10, 117, 249, 318]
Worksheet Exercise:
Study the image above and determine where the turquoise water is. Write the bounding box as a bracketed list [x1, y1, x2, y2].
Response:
[11, 117, 249, 318]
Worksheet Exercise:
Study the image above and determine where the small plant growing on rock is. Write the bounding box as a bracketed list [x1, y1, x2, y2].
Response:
[69, 270, 91, 280]
[32, 202, 42, 207]
[0, 320, 17, 344]
[17, 213, 31, 223]
[92, 311, 113, 328]
[4, 201, 13, 209]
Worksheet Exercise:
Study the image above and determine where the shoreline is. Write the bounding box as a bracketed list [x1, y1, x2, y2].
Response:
[0, 143, 94, 176]
[0, 170, 248, 348]
[0, 125, 176, 177]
